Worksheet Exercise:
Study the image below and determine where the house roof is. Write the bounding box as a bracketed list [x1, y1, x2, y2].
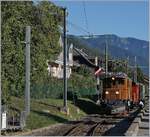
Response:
[47, 61, 59, 67]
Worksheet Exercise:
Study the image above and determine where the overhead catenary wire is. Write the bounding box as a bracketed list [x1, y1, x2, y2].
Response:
[82, 1, 89, 34]
[67, 20, 96, 39]
[67, 20, 91, 36]
[65, 1, 94, 38]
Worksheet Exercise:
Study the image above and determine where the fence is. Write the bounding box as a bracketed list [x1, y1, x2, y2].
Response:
[30, 82, 96, 99]
[1, 105, 26, 131]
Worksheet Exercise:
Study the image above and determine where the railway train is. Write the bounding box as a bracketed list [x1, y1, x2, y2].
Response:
[99, 72, 147, 114]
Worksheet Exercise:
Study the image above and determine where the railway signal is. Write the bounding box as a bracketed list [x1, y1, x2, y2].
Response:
[95, 67, 103, 76]
[95, 57, 104, 103]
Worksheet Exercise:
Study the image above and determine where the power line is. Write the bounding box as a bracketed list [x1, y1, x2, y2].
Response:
[66, 1, 93, 37]
[67, 20, 91, 35]
[82, 1, 89, 34]
[67, 20, 96, 39]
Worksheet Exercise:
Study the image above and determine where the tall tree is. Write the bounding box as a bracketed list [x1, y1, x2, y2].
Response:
[1, 1, 62, 103]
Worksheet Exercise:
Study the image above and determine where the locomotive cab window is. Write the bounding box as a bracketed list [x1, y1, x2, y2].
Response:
[118, 78, 124, 85]
[103, 78, 112, 88]
[113, 81, 116, 85]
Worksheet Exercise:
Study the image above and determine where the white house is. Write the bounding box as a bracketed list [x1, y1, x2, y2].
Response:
[47, 36, 73, 79]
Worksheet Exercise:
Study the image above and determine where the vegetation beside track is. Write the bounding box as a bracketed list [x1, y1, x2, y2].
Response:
[9, 97, 104, 130]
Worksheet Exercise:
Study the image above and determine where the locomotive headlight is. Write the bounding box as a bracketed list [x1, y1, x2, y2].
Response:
[105, 91, 109, 94]
[112, 77, 115, 80]
[115, 91, 119, 94]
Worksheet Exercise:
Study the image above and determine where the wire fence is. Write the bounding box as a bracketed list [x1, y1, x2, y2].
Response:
[30, 82, 97, 99]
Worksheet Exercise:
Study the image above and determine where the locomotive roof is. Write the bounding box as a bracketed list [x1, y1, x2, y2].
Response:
[99, 72, 129, 79]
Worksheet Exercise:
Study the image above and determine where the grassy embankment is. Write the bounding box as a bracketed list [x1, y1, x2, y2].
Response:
[10, 97, 102, 130]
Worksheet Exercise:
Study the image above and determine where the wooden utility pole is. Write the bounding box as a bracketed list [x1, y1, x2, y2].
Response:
[63, 8, 68, 112]
[25, 26, 31, 116]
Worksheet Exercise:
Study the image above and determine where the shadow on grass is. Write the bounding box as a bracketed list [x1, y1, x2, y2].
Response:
[76, 99, 104, 114]
[9, 106, 20, 113]
[32, 110, 68, 123]
[38, 101, 60, 111]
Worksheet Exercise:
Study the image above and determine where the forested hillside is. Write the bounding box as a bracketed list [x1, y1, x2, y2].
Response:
[2, 1, 96, 104]
[1, 1, 62, 103]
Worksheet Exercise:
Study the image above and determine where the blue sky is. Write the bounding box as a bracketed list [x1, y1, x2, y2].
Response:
[51, 0, 149, 41]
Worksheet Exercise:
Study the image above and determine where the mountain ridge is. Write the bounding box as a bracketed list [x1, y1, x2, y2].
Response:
[67, 34, 149, 75]
[77, 34, 148, 42]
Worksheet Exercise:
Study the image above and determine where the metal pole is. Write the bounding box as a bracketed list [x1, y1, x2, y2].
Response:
[0, 1, 1, 134]
[100, 79, 103, 100]
[0, 44, 1, 136]
[25, 26, 31, 115]
[104, 39, 108, 102]
[63, 8, 67, 110]
[126, 56, 129, 75]
[105, 40, 108, 74]
[134, 56, 137, 82]
[95, 57, 100, 101]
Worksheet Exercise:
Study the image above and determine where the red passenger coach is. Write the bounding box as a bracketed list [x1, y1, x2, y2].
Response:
[132, 82, 139, 103]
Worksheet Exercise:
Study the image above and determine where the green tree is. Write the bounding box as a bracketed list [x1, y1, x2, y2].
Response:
[1, 1, 62, 103]
[137, 66, 144, 83]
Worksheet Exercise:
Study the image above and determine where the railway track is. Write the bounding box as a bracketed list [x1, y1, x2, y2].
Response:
[14, 109, 139, 136]
[59, 109, 139, 136]
[60, 114, 128, 136]
[63, 120, 107, 136]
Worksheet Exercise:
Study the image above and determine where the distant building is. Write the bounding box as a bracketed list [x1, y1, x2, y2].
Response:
[47, 36, 73, 79]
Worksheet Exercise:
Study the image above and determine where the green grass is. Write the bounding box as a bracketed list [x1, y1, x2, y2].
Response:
[9, 97, 105, 131]
[10, 97, 87, 130]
